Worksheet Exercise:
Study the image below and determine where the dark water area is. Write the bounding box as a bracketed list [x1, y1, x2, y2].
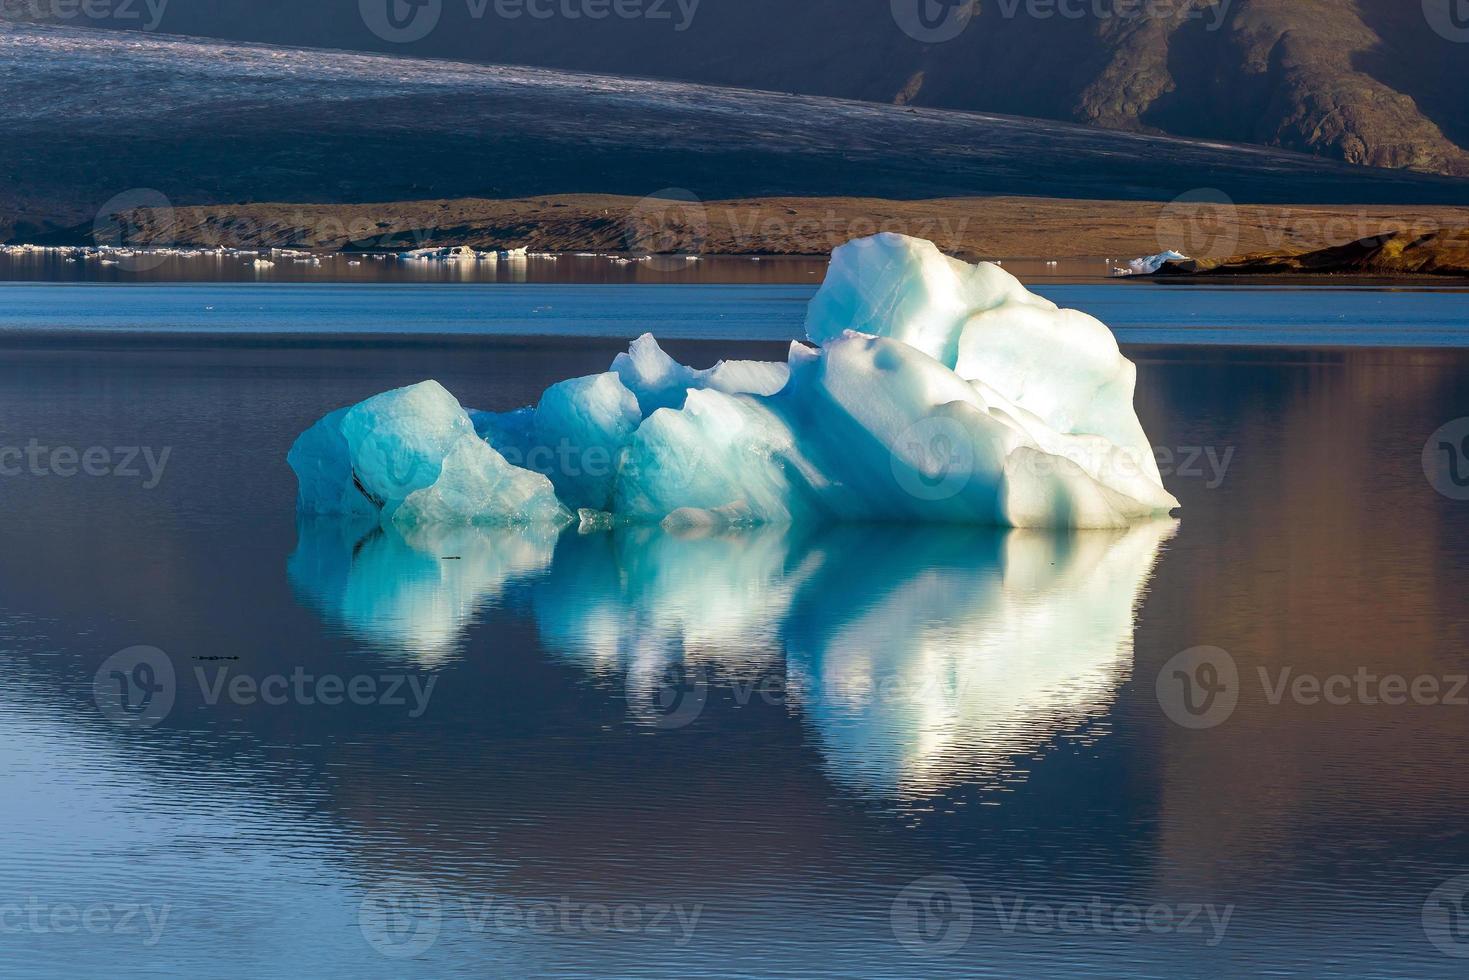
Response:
[2, 331, 1468, 977]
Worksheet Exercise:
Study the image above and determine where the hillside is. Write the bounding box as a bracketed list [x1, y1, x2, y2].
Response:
[3, 22, 1469, 244]
[5, 0, 1467, 176]
[27, 195, 1469, 263]
[1155, 227, 1469, 276]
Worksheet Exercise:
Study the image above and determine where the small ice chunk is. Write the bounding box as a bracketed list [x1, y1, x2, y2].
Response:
[577, 509, 615, 532]
[1115, 250, 1189, 276]
[661, 501, 759, 531]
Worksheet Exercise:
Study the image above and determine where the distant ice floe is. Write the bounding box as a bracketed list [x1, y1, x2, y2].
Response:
[0, 241, 657, 269]
[1, 242, 558, 266]
[1113, 249, 1189, 276]
[291, 233, 1180, 530]
[1, 243, 325, 263]
[396, 245, 535, 262]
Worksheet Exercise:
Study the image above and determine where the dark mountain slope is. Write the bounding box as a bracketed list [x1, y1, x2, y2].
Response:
[4, 23, 1468, 242]
[4, 0, 1466, 175]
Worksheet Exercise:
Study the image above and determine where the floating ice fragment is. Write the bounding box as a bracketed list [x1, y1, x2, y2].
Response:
[290, 235, 1178, 528]
[1114, 250, 1189, 276]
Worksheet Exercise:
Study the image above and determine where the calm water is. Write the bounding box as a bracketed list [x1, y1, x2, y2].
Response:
[2, 284, 1469, 978]
[1, 277, 1467, 345]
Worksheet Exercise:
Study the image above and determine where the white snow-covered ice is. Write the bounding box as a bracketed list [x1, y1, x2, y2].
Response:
[1114, 250, 1189, 276]
[289, 234, 1179, 528]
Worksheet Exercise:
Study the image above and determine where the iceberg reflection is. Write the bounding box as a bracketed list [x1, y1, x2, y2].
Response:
[782, 523, 1175, 796]
[287, 517, 559, 665]
[289, 518, 1173, 795]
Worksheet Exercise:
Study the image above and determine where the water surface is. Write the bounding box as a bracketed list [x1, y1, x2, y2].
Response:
[1, 277, 1467, 346]
[2, 325, 1468, 977]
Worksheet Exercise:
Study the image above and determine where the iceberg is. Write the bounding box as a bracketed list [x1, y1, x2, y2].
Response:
[289, 234, 1179, 529]
[1114, 250, 1190, 276]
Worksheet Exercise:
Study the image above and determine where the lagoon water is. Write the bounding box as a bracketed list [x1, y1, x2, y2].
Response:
[2, 276, 1469, 977]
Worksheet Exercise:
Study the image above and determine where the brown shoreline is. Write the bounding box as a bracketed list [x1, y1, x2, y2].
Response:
[38, 194, 1469, 266]
[1153, 229, 1469, 279]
